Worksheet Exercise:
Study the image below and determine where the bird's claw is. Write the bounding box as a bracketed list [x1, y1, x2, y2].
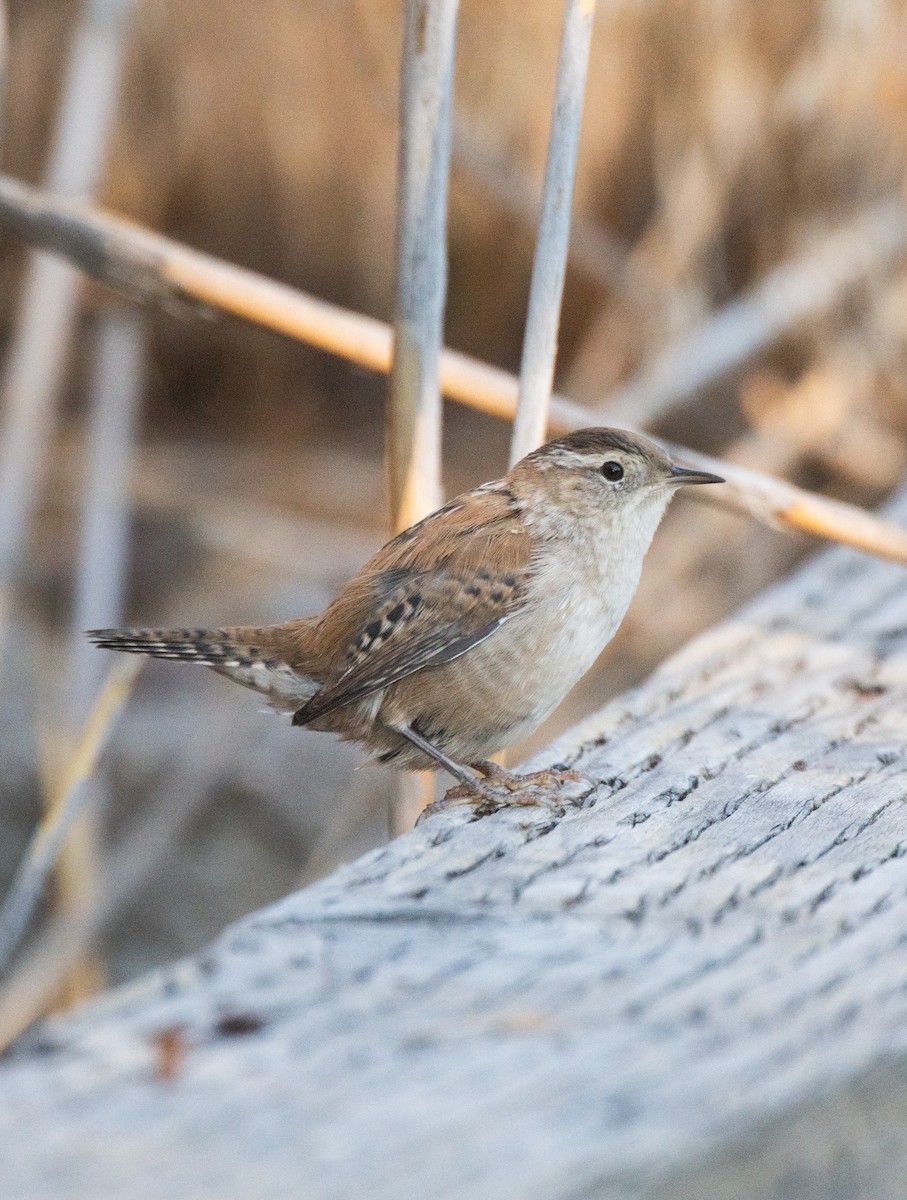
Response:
[417, 764, 592, 823]
[472, 760, 585, 791]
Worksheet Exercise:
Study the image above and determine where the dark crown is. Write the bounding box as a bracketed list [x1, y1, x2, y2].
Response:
[529, 427, 665, 464]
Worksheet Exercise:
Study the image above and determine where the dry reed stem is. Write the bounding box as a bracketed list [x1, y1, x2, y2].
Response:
[0, 3, 135, 612]
[0, 655, 142, 978]
[1, 176, 907, 563]
[388, 0, 459, 834]
[52, 312, 144, 1008]
[0, 0, 7, 151]
[0, 0, 136, 1008]
[71, 313, 143, 701]
[388, 0, 457, 530]
[510, 0, 596, 465]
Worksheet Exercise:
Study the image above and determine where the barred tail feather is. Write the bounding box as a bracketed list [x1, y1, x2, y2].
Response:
[87, 626, 246, 665]
[87, 626, 318, 710]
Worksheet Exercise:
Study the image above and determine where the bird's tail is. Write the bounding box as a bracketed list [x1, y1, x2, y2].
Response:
[89, 625, 256, 665]
[87, 624, 318, 710]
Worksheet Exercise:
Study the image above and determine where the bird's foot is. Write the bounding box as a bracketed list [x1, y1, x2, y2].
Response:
[417, 762, 592, 823]
[472, 760, 585, 792]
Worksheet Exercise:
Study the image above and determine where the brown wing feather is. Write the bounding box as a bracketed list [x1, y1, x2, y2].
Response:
[292, 483, 532, 726]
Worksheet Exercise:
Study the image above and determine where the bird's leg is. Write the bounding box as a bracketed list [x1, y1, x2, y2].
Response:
[394, 726, 591, 823]
[395, 723, 480, 788]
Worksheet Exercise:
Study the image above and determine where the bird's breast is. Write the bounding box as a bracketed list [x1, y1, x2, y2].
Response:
[493, 547, 637, 710]
[382, 536, 642, 758]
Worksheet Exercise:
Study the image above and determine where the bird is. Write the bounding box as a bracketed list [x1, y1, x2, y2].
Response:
[89, 428, 722, 815]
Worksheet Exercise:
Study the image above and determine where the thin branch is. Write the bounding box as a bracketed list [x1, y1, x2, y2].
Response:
[388, 0, 458, 530]
[0, 655, 142, 978]
[71, 311, 143, 708]
[388, 0, 459, 834]
[0, 0, 7, 154]
[51, 312, 144, 1006]
[0, 0, 136, 1007]
[0, 0, 136, 667]
[1, 177, 906, 563]
[510, 0, 596, 465]
[602, 199, 907, 427]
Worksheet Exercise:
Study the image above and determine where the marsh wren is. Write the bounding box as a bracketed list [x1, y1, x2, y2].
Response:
[90, 429, 722, 814]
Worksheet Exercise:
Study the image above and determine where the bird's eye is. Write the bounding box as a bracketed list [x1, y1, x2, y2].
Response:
[600, 460, 624, 482]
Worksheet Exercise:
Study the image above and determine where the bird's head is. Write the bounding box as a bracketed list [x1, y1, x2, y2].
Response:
[510, 427, 723, 538]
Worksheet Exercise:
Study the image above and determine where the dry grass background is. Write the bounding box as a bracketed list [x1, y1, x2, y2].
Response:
[3, 0, 907, 992]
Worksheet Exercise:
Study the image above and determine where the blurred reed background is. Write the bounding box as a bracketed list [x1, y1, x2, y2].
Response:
[2, 0, 907, 998]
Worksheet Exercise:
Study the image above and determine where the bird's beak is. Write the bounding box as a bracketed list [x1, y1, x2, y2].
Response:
[667, 463, 725, 487]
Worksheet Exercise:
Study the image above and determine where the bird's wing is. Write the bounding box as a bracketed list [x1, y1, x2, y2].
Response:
[292, 483, 532, 726]
[292, 568, 520, 725]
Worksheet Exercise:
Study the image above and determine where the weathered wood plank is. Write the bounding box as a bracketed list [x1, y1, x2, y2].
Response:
[2, 496, 907, 1199]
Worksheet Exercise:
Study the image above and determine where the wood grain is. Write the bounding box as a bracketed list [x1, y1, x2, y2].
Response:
[2, 493, 907, 1199]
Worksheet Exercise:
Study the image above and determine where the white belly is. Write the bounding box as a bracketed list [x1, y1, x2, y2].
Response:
[473, 559, 637, 739]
